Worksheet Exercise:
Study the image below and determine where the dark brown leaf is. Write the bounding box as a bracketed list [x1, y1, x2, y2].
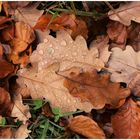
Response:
[0, 59, 14, 78]
[0, 87, 13, 116]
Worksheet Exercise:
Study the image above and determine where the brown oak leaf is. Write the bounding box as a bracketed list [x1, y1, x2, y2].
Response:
[34, 13, 88, 39]
[112, 99, 140, 138]
[68, 115, 105, 138]
[63, 67, 130, 109]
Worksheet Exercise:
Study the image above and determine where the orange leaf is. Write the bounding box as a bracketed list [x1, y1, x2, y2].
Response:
[34, 13, 76, 31]
[0, 87, 13, 116]
[0, 127, 13, 138]
[68, 115, 105, 138]
[112, 99, 140, 138]
[63, 68, 130, 109]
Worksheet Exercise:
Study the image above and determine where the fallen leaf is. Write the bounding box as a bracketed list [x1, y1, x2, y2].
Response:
[90, 35, 111, 64]
[42, 102, 54, 118]
[34, 13, 76, 31]
[111, 99, 140, 138]
[127, 23, 140, 51]
[128, 72, 140, 97]
[15, 124, 31, 139]
[0, 59, 14, 78]
[0, 16, 12, 30]
[63, 67, 130, 109]
[108, 2, 140, 26]
[17, 63, 93, 113]
[0, 127, 13, 138]
[71, 18, 88, 39]
[0, 87, 13, 116]
[108, 45, 140, 84]
[8, 1, 30, 9]
[107, 21, 127, 49]
[1, 23, 15, 42]
[68, 115, 105, 138]
[13, 3, 44, 27]
[11, 93, 31, 124]
[30, 30, 104, 72]
[9, 22, 35, 65]
[0, 45, 3, 57]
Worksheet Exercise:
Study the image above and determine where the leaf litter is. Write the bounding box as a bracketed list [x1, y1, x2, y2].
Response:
[1, 1, 140, 139]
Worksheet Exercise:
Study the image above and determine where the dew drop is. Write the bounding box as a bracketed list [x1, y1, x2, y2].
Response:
[47, 47, 55, 54]
[44, 39, 48, 43]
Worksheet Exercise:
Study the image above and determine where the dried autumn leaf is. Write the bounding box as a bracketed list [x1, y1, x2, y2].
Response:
[128, 72, 140, 97]
[63, 67, 130, 109]
[0, 59, 14, 78]
[34, 13, 76, 31]
[112, 99, 140, 138]
[107, 21, 127, 50]
[0, 16, 12, 30]
[34, 14, 88, 39]
[11, 93, 31, 124]
[90, 35, 111, 64]
[127, 23, 140, 52]
[9, 22, 35, 65]
[0, 45, 3, 57]
[15, 124, 31, 139]
[30, 30, 104, 72]
[17, 63, 93, 113]
[0, 127, 13, 138]
[108, 2, 140, 26]
[0, 87, 13, 116]
[1, 23, 15, 42]
[13, 3, 44, 27]
[68, 115, 105, 138]
[108, 45, 140, 84]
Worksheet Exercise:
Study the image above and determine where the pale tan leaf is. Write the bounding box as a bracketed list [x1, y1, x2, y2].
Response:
[15, 124, 31, 139]
[68, 115, 105, 138]
[108, 45, 140, 84]
[17, 63, 93, 113]
[90, 35, 111, 64]
[108, 2, 140, 26]
[13, 4, 44, 27]
[30, 30, 104, 72]
[11, 93, 31, 124]
[128, 72, 140, 97]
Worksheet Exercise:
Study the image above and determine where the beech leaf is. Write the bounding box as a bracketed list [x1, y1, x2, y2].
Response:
[112, 99, 140, 138]
[68, 115, 105, 139]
